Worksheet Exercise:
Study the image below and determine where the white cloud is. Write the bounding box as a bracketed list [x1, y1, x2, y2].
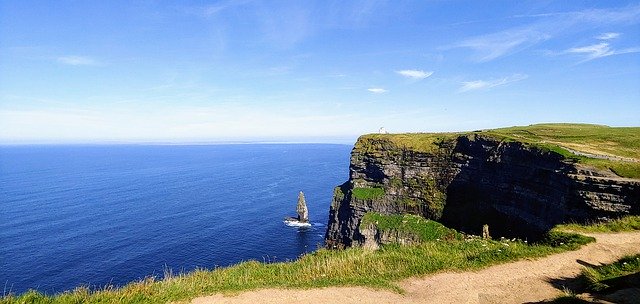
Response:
[596, 32, 620, 40]
[453, 29, 549, 62]
[565, 42, 640, 62]
[567, 43, 613, 59]
[396, 69, 434, 80]
[460, 74, 528, 92]
[57, 56, 100, 66]
[367, 88, 388, 94]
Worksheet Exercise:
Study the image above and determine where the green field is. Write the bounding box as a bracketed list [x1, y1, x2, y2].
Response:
[484, 124, 640, 159]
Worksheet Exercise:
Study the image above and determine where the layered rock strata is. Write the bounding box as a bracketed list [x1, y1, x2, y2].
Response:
[325, 134, 640, 248]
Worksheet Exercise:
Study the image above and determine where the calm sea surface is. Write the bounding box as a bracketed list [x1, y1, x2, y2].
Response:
[0, 144, 351, 294]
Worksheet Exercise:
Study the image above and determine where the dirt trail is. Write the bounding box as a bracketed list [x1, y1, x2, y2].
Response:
[191, 231, 640, 304]
[561, 146, 639, 163]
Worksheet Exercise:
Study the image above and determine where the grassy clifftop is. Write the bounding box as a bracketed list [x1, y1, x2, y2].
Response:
[356, 124, 640, 178]
[485, 124, 640, 160]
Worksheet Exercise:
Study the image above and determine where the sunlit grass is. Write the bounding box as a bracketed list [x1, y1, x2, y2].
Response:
[2, 218, 598, 304]
[547, 254, 640, 303]
[554, 216, 640, 233]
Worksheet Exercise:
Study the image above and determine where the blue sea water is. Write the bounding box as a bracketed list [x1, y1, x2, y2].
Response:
[0, 144, 351, 295]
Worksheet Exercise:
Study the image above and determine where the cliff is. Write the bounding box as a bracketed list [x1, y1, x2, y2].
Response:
[325, 124, 640, 248]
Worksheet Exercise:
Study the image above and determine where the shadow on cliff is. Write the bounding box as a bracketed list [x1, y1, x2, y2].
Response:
[438, 135, 640, 241]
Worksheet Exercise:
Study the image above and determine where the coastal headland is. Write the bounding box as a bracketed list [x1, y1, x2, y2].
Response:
[4, 123, 640, 303]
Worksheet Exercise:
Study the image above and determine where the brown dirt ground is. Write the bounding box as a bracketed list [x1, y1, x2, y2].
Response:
[191, 231, 640, 304]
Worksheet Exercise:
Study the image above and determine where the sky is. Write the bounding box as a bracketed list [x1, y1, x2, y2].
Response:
[1, 0, 639, 144]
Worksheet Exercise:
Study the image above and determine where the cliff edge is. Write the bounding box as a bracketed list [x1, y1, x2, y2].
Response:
[325, 124, 640, 248]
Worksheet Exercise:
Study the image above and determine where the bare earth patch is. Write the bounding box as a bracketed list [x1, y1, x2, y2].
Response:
[191, 231, 640, 304]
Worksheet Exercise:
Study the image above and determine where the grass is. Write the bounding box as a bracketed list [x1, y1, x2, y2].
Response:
[537, 230, 595, 250]
[582, 254, 640, 292]
[351, 187, 385, 200]
[355, 133, 459, 154]
[547, 254, 640, 303]
[554, 216, 640, 233]
[360, 213, 461, 242]
[1, 218, 598, 304]
[581, 158, 640, 179]
[484, 124, 640, 159]
[483, 124, 640, 178]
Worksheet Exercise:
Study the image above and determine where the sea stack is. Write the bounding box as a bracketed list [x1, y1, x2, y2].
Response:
[297, 191, 309, 223]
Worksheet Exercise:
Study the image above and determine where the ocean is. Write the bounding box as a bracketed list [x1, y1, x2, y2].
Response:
[0, 144, 352, 295]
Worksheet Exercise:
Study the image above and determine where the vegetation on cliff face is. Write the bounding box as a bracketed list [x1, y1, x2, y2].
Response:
[360, 213, 461, 242]
[351, 187, 385, 200]
[360, 212, 594, 250]
[1, 218, 610, 304]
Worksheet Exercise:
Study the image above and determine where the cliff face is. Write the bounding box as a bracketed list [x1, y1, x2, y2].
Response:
[325, 134, 640, 248]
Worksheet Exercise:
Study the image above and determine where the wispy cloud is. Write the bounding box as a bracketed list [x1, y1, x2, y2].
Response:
[450, 4, 640, 62]
[553, 31, 639, 62]
[453, 29, 549, 62]
[396, 69, 433, 80]
[459, 74, 528, 92]
[186, 0, 253, 17]
[596, 32, 620, 40]
[566, 43, 613, 60]
[57, 56, 100, 66]
[511, 4, 640, 23]
[565, 42, 640, 62]
[367, 88, 388, 94]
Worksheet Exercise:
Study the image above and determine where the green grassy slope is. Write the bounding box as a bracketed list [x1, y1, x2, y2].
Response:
[484, 124, 640, 159]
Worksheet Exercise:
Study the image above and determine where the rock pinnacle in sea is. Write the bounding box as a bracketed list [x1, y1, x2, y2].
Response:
[297, 191, 309, 223]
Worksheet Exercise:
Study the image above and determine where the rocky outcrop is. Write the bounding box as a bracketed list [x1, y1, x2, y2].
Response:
[325, 134, 640, 248]
[297, 191, 309, 223]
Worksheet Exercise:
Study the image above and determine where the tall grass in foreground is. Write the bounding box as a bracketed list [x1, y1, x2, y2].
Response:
[1, 230, 594, 304]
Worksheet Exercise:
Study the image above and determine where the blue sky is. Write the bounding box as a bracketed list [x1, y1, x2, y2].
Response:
[1, 1, 639, 143]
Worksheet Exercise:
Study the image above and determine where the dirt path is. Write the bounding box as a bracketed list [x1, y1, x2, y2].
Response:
[191, 231, 640, 304]
[560, 146, 639, 163]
